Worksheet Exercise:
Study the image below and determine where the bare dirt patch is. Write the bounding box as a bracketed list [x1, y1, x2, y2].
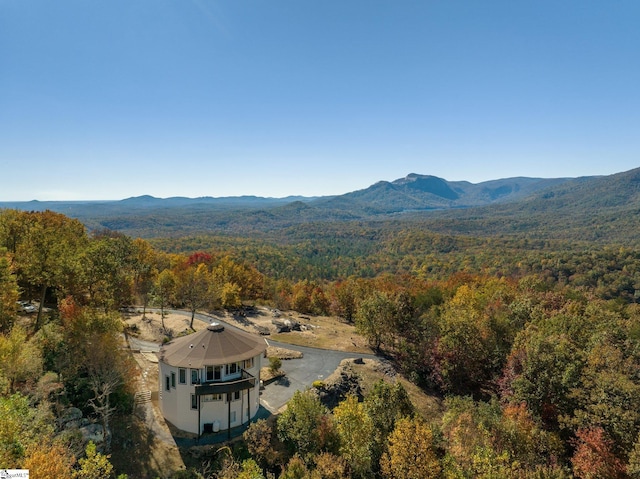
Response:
[252, 308, 372, 354]
[123, 310, 208, 342]
[122, 306, 372, 355]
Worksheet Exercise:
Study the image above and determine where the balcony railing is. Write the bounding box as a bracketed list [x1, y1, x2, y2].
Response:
[194, 369, 256, 396]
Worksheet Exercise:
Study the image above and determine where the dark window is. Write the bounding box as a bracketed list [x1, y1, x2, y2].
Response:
[206, 366, 214, 381]
[191, 369, 199, 384]
[191, 394, 198, 410]
[214, 366, 221, 380]
[179, 368, 186, 384]
[165, 375, 170, 391]
[171, 371, 176, 388]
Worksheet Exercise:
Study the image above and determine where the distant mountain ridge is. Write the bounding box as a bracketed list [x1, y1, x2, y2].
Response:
[315, 174, 574, 214]
[3, 169, 640, 242]
[0, 174, 578, 212]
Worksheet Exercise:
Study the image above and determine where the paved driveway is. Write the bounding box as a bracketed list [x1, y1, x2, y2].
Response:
[260, 339, 377, 412]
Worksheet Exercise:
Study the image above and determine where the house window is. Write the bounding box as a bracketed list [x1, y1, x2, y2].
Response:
[171, 371, 176, 388]
[202, 394, 223, 402]
[179, 368, 186, 384]
[226, 362, 238, 375]
[227, 390, 241, 402]
[230, 411, 236, 424]
[191, 394, 198, 410]
[165, 375, 170, 391]
[205, 366, 222, 381]
[244, 357, 254, 369]
[191, 369, 200, 384]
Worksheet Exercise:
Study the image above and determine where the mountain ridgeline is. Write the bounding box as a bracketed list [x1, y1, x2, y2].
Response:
[2, 168, 640, 244]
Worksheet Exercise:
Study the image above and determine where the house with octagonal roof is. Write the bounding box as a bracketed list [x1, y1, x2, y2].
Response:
[158, 322, 267, 437]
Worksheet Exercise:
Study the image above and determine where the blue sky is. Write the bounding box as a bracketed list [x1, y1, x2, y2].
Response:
[1, 1, 639, 201]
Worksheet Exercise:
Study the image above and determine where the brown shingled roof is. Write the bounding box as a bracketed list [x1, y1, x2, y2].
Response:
[158, 323, 267, 368]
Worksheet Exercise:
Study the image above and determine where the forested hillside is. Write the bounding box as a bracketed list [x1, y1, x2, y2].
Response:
[3, 168, 640, 245]
[3, 180, 640, 478]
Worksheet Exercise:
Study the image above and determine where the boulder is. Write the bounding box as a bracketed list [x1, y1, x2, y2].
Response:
[272, 319, 290, 332]
[80, 423, 105, 445]
[59, 407, 83, 429]
[255, 325, 271, 335]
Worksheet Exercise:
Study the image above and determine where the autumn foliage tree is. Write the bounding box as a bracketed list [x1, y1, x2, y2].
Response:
[571, 427, 626, 479]
[243, 419, 278, 470]
[175, 261, 211, 329]
[14, 211, 88, 330]
[380, 416, 441, 479]
[23, 440, 75, 479]
[56, 299, 136, 451]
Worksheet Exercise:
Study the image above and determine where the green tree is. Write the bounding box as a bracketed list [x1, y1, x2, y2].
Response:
[441, 396, 566, 476]
[333, 395, 374, 479]
[355, 291, 396, 351]
[131, 238, 157, 317]
[279, 455, 310, 479]
[569, 340, 640, 453]
[0, 209, 29, 255]
[269, 357, 282, 375]
[440, 396, 503, 475]
[0, 325, 43, 393]
[57, 300, 135, 451]
[237, 458, 266, 479]
[330, 277, 369, 323]
[74, 441, 114, 479]
[433, 281, 514, 394]
[0, 251, 18, 332]
[0, 393, 54, 467]
[277, 390, 334, 462]
[364, 380, 414, 470]
[153, 269, 176, 331]
[628, 433, 640, 478]
[81, 232, 135, 311]
[502, 318, 584, 429]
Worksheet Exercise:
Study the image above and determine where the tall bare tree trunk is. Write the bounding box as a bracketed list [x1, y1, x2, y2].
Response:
[34, 283, 47, 332]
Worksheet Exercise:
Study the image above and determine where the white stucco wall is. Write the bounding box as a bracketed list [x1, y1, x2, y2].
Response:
[159, 353, 262, 435]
